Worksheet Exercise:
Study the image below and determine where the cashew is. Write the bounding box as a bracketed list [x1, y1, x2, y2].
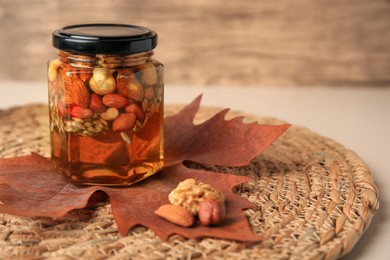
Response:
[48, 59, 61, 82]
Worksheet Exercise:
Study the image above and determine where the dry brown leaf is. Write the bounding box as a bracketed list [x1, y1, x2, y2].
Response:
[0, 95, 290, 241]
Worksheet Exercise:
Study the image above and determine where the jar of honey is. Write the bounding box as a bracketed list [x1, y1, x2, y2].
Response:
[48, 24, 164, 186]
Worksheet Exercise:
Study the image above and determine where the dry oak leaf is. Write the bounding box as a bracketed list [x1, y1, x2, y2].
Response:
[0, 95, 290, 241]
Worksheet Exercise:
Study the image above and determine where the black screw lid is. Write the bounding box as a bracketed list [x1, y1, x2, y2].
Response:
[52, 24, 158, 55]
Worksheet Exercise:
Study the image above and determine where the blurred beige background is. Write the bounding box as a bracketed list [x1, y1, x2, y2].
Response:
[1, 0, 390, 87]
[0, 2, 390, 259]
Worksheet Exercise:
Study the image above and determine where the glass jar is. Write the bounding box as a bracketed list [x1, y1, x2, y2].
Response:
[48, 24, 164, 186]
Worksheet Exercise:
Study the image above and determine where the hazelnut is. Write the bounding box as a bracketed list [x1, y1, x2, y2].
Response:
[89, 68, 116, 95]
[198, 199, 226, 226]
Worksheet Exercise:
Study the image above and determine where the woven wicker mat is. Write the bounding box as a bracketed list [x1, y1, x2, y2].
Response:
[0, 104, 379, 259]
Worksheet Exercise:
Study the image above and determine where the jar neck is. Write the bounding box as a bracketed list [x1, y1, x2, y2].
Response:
[57, 50, 154, 68]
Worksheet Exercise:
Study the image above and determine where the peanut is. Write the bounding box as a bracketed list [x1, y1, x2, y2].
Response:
[90, 94, 106, 113]
[100, 107, 119, 121]
[139, 62, 157, 86]
[112, 113, 136, 132]
[70, 106, 94, 119]
[124, 103, 145, 121]
[102, 94, 130, 108]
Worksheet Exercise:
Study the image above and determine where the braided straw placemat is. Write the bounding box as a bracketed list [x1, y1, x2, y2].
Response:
[0, 104, 379, 259]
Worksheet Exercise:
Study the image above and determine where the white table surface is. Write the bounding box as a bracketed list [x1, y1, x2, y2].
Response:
[1, 81, 389, 259]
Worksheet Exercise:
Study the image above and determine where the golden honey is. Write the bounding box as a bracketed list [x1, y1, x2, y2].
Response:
[48, 24, 164, 185]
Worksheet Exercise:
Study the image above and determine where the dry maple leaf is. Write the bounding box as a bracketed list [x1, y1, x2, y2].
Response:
[0, 95, 290, 241]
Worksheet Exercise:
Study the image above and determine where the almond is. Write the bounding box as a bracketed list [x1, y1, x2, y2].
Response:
[70, 106, 94, 119]
[78, 69, 92, 83]
[57, 100, 71, 118]
[117, 70, 144, 101]
[90, 94, 106, 113]
[112, 113, 136, 132]
[124, 103, 145, 122]
[198, 199, 226, 226]
[154, 204, 194, 227]
[60, 70, 90, 108]
[102, 94, 129, 108]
